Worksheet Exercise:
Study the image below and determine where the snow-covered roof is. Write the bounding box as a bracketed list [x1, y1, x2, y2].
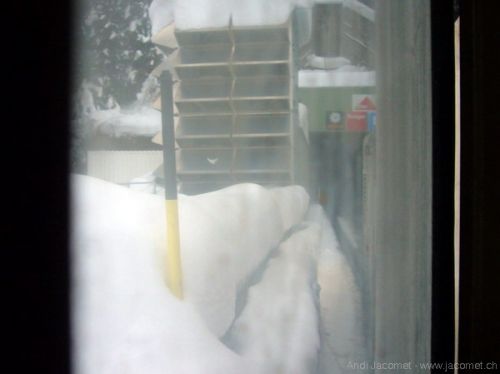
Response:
[90, 106, 162, 137]
[149, 0, 175, 35]
[299, 68, 375, 87]
[149, 0, 319, 32]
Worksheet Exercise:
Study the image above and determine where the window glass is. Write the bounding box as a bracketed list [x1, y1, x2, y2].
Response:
[71, 1, 432, 372]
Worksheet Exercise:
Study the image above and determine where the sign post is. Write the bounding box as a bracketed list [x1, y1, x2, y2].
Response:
[160, 70, 183, 299]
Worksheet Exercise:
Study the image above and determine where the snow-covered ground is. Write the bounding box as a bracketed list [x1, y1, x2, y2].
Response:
[71, 175, 364, 374]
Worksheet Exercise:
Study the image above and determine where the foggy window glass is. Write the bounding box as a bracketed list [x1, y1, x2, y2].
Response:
[71, 1, 432, 373]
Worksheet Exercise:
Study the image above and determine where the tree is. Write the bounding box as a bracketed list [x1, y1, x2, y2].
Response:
[74, 0, 163, 113]
[71, 0, 164, 171]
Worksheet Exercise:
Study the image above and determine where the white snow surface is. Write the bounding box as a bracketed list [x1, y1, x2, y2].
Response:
[149, 0, 375, 33]
[306, 55, 351, 70]
[90, 106, 162, 137]
[230, 0, 294, 27]
[178, 183, 309, 336]
[298, 102, 310, 144]
[175, 0, 233, 29]
[72, 174, 363, 374]
[149, 0, 316, 32]
[149, 0, 175, 35]
[72, 175, 310, 373]
[299, 68, 376, 87]
[72, 175, 252, 374]
[225, 224, 322, 373]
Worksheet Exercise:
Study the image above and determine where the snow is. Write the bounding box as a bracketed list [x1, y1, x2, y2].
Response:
[79, 81, 97, 116]
[178, 0, 234, 29]
[224, 224, 321, 373]
[173, 183, 309, 336]
[306, 55, 350, 70]
[149, 0, 321, 32]
[231, 0, 294, 27]
[71, 175, 256, 374]
[90, 106, 162, 137]
[299, 68, 375, 87]
[85, 8, 99, 26]
[72, 174, 364, 373]
[299, 102, 310, 144]
[306, 205, 365, 373]
[149, 0, 175, 35]
[149, 0, 375, 34]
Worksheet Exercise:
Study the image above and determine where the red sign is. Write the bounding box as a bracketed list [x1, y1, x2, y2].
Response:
[346, 111, 367, 132]
[356, 97, 376, 111]
[352, 94, 376, 111]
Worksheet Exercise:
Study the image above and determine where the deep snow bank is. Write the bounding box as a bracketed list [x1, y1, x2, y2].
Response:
[224, 206, 365, 374]
[72, 175, 253, 374]
[178, 183, 309, 336]
[72, 175, 364, 374]
[71, 175, 309, 373]
[225, 224, 322, 373]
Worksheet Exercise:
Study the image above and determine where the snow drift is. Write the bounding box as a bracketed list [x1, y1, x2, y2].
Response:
[225, 224, 322, 373]
[149, 0, 316, 31]
[72, 174, 363, 374]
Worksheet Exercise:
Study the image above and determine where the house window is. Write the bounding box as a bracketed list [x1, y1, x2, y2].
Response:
[71, 1, 451, 373]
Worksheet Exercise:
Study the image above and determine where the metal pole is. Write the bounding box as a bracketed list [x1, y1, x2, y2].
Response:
[160, 70, 183, 299]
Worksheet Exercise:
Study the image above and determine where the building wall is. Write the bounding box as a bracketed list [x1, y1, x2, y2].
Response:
[299, 86, 375, 132]
[87, 151, 163, 185]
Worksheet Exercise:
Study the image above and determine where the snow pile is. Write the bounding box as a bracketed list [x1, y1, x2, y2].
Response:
[77, 74, 162, 138]
[72, 176, 310, 373]
[231, 0, 294, 27]
[149, 0, 316, 32]
[73, 177, 309, 336]
[91, 106, 162, 137]
[178, 183, 309, 336]
[224, 205, 365, 373]
[149, 0, 175, 35]
[72, 174, 363, 374]
[299, 68, 375, 87]
[225, 224, 321, 373]
[148, 0, 375, 33]
[71, 176, 262, 373]
[175, 0, 233, 29]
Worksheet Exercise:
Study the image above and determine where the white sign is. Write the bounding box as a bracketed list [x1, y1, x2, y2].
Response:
[352, 94, 376, 111]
